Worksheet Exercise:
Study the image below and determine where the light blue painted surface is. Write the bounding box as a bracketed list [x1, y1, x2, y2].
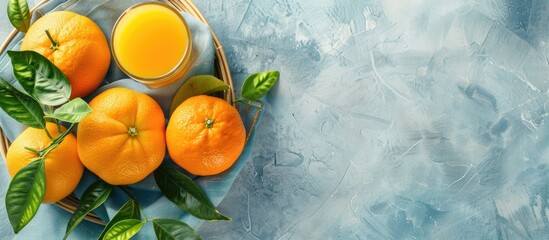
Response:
[3, 0, 549, 239]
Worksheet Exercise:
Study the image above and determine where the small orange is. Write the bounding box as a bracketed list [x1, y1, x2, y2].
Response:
[77, 88, 165, 185]
[6, 123, 83, 203]
[166, 95, 246, 176]
[21, 11, 110, 99]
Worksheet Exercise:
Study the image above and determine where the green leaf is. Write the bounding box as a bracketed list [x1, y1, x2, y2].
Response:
[7, 50, 71, 106]
[102, 219, 144, 240]
[64, 180, 112, 240]
[6, 158, 46, 233]
[170, 75, 230, 114]
[98, 199, 141, 240]
[152, 218, 201, 240]
[154, 164, 230, 221]
[7, 0, 31, 32]
[45, 98, 91, 123]
[0, 78, 45, 129]
[241, 70, 279, 101]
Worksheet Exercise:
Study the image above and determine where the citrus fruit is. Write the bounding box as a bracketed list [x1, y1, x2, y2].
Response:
[166, 95, 246, 176]
[21, 11, 110, 99]
[77, 88, 166, 185]
[6, 123, 83, 203]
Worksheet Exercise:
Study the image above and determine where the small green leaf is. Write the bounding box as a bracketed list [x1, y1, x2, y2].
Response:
[152, 218, 201, 240]
[241, 70, 279, 101]
[64, 180, 112, 240]
[154, 164, 230, 221]
[7, 0, 31, 32]
[170, 75, 230, 114]
[0, 78, 45, 129]
[45, 98, 91, 123]
[7, 50, 71, 106]
[102, 219, 144, 240]
[6, 158, 46, 233]
[98, 199, 141, 240]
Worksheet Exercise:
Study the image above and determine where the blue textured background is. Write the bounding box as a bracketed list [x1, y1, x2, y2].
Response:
[3, 0, 549, 239]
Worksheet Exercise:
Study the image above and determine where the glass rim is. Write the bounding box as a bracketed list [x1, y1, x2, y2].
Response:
[110, 1, 193, 82]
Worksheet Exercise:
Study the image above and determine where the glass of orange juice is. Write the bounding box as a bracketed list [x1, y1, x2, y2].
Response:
[111, 2, 192, 87]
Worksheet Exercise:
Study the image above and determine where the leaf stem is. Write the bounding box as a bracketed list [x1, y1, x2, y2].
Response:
[141, 208, 148, 223]
[45, 106, 63, 133]
[56, 121, 62, 133]
[234, 98, 246, 104]
[119, 186, 136, 201]
[44, 29, 59, 51]
[38, 123, 75, 158]
[235, 98, 264, 110]
[53, 123, 75, 144]
[44, 128, 54, 140]
[23, 122, 74, 156]
[119, 187, 149, 220]
[45, 105, 54, 115]
[24, 146, 40, 155]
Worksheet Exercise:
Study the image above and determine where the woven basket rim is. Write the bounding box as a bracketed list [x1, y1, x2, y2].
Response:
[0, 0, 234, 225]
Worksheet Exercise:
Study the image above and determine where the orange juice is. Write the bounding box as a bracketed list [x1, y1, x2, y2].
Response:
[112, 2, 192, 87]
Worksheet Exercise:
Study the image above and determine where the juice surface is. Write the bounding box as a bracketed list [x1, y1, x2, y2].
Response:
[113, 4, 189, 79]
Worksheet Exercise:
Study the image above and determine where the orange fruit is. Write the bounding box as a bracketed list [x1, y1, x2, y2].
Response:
[21, 11, 110, 99]
[77, 88, 166, 185]
[6, 123, 83, 203]
[166, 95, 246, 176]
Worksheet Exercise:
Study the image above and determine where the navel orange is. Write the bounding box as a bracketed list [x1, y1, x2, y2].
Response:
[166, 95, 246, 176]
[6, 123, 83, 203]
[77, 88, 166, 185]
[21, 11, 110, 99]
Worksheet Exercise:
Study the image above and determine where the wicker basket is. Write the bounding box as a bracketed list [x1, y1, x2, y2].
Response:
[0, 0, 234, 225]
